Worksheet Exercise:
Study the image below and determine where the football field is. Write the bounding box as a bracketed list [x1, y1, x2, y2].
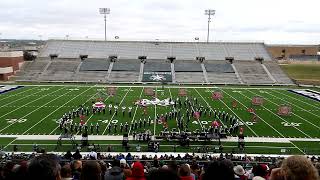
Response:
[0, 84, 319, 155]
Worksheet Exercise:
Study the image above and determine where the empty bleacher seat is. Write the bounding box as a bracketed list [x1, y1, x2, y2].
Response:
[80, 59, 109, 71]
[144, 61, 171, 72]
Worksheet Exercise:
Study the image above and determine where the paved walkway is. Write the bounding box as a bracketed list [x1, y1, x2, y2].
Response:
[1, 135, 320, 143]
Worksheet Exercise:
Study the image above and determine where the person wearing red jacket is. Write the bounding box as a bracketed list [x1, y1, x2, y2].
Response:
[126, 161, 146, 180]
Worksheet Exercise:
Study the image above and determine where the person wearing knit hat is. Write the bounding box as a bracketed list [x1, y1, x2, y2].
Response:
[252, 176, 265, 180]
[234, 165, 247, 180]
[120, 159, 126, 165]
[120, 158, 132, 178]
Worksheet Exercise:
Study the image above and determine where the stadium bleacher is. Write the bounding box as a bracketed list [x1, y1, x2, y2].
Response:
[79, 58, 110, 71]
[233, 61, 274, 84]
[144, 61, 171, 72]
[174, 61, 202, 72]
[14, 40, 294, 84]
[204, 61, 234, 73]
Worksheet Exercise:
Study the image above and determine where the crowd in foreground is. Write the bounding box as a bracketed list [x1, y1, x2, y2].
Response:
[0, 153, 319, 180]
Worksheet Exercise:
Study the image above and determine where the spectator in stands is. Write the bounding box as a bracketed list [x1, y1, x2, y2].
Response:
[269, 155, 319, 180]
[99, 160, 107, 180]
[71, 160, 82, 180]
[81, 161, 101, 180]
[27, 154, 61, 180]
[11, 160, 28, 180]
[233, 165, 247, 180]
[168, 160, 179, 174]
[120, 159, 132, 178]
[2, 161, 15, 180]
[252, 164, 269, 180]
[89, 150, 98, 160]
[201, 159, 234, 180]
[64, 150, 73, 160]
[73, 149, 82, 160]
[315, 162, 320, 177]
[190, 161, 200, 180]
[61, 164, 72, 180]
[147, 168, 180, 180]
[178, 164, 194, 180]
[105, 159, 124, 180]
[126, 161, 146, 180]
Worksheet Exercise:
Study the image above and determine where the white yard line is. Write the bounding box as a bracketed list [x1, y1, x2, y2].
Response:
[102, 87, 132, 135]
[210, 88, 260, 137]
[188, 88, 204, 130]
[168, 87, 181, 133]
[263, 91, 320, 130]
[74, 114, 94, 135]
[48, 90, 102, 135]
[0, 87, 64, 122]
[22, 87, 95, 135]
[0, 86, 38, 102]
[3, 138, 17, 149]
[194, 88, 226, 127]
[271, 89, 320, 111]
[0, 88, 63, 132]
[243, 90, 312, 138]
[128, 87, 144, 136]
[0, 87, 48, 108]
[223, 90, 285, 138]
[153, 87, 157, 136]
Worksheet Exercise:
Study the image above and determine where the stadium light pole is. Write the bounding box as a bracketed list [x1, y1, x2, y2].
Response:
[99, 8, 110, 41]
[204, 9, 215, 43]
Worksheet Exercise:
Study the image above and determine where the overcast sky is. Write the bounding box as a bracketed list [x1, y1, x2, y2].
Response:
[0, 0, 319, 44]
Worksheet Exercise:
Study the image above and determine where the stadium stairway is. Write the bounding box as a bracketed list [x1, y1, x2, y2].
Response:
[231, 64, 244, 84]
[138, 62, 144, 82]
[75, 61, 83, 73]
[106, 62, 114, 82]
[261, 63, 277, 83]
[200, 63, 209, 83]
[171, 63, 176, 83]
[42, 61, 52, 73]
[234, 61, 274, 84]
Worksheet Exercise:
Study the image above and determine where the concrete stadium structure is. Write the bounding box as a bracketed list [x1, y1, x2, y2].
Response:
[13, 40, 293, 85]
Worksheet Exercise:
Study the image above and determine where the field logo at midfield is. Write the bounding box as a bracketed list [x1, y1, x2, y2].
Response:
[135, 98, 174, 107]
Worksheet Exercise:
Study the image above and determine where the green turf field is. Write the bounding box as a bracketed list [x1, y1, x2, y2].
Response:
[280, 64, 320, 85]
[0, 85, 319, 155]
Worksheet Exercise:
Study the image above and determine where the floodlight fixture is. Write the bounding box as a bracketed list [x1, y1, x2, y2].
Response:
[99, 8, 110, 41]
[204, 9, 216, 43]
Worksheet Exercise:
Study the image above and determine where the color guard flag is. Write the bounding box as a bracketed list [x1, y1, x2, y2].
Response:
[247, 108, 255, 114]
[80, 119, 85, 125]
[80, 115, 86, 120]
[212, 120, 220, 127]
[232, 100, 237, 108]
[193, 111, 200, 119]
